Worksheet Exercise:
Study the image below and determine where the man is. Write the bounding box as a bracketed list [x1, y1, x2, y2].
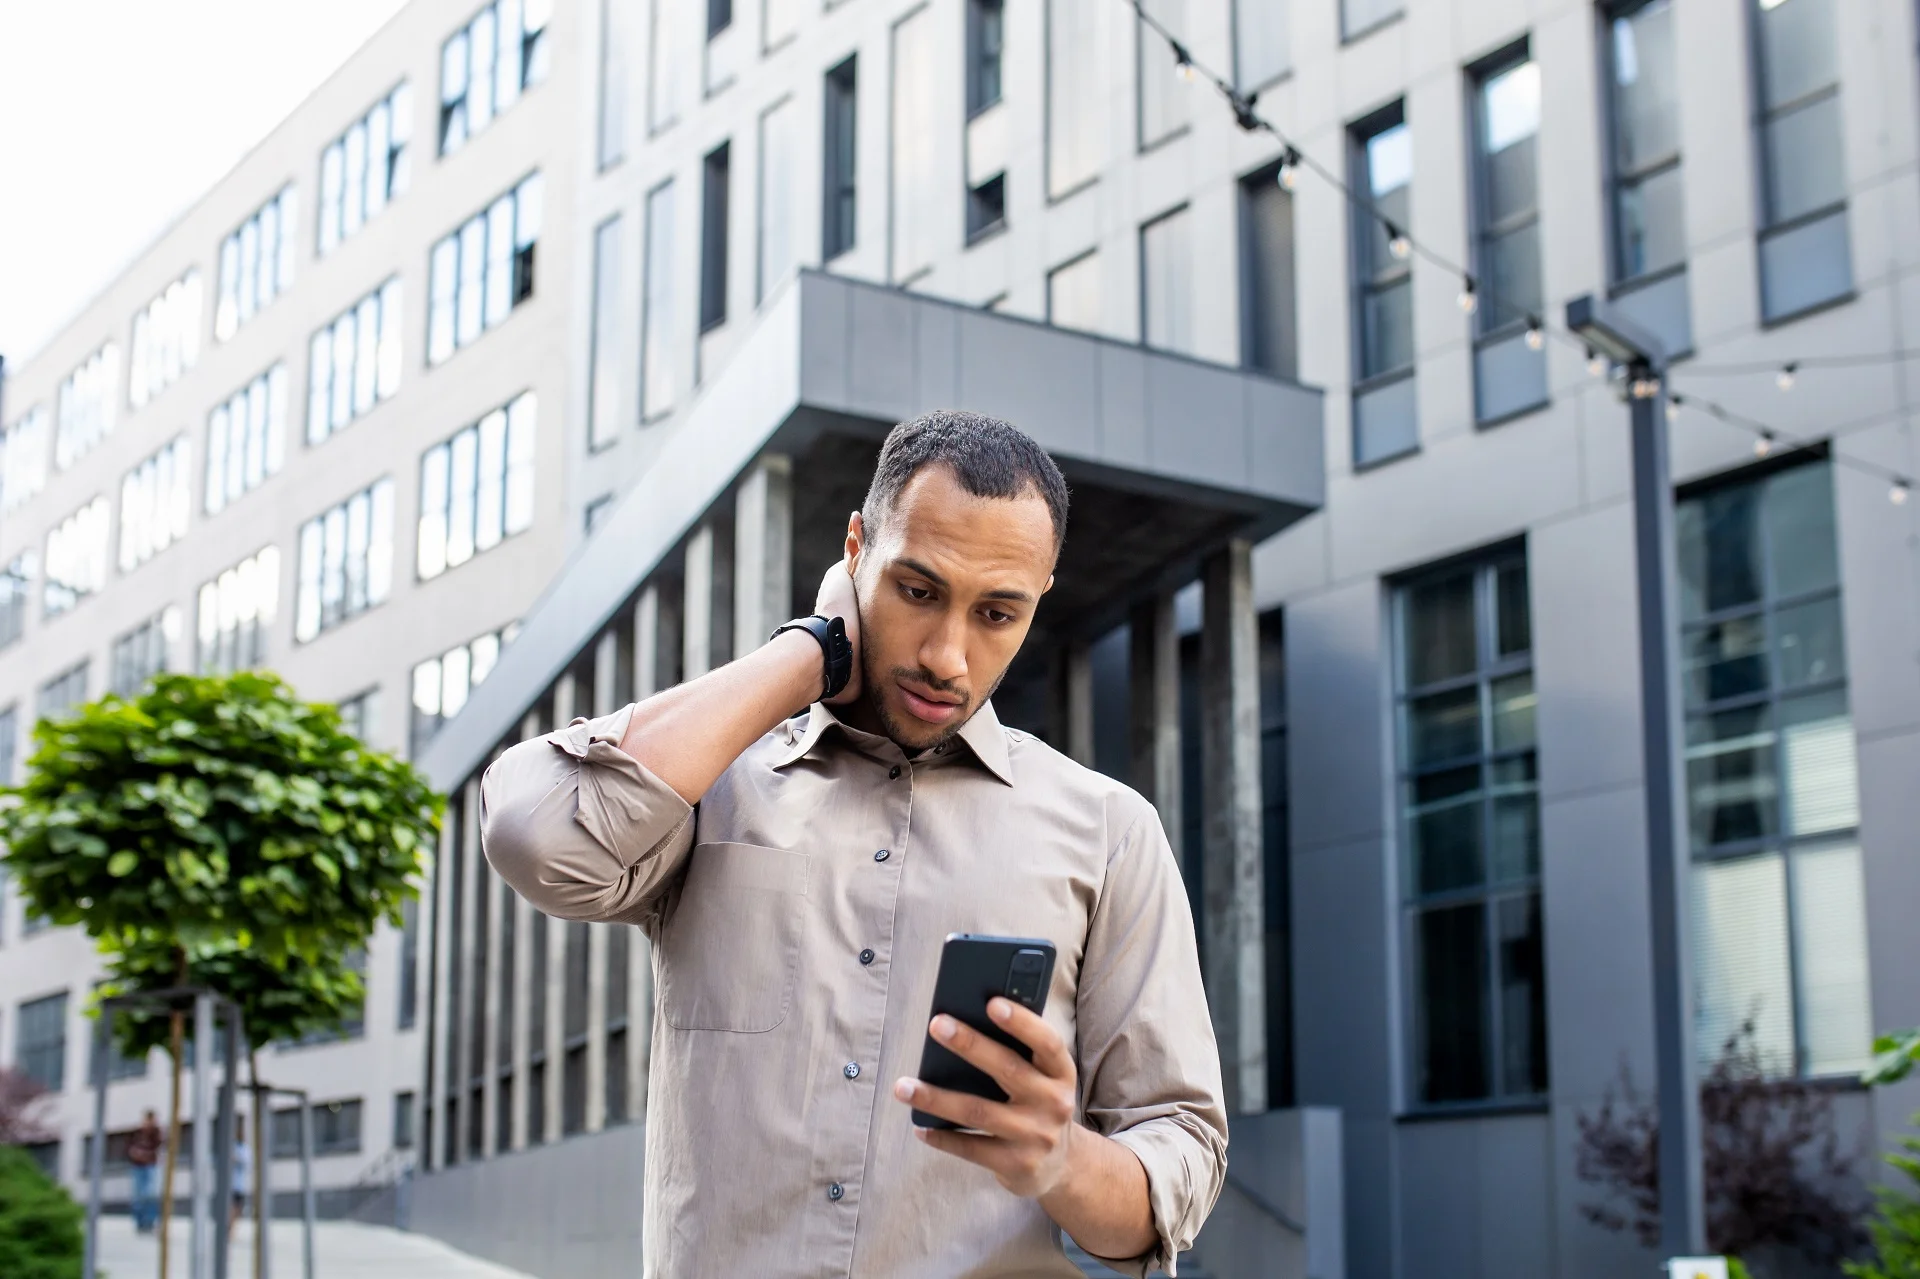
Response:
[483, 411, 1226, 1277]
[126, 1109, 162, 1233]
[229, 1115, 251, 1231]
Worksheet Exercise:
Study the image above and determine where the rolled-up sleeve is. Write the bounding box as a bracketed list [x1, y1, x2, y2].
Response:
[1073, 803, 1229, 1278]
[479, 704, 697, 928]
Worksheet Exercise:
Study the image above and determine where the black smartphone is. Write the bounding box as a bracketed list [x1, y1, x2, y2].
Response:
[911, 933, 1058, 1130]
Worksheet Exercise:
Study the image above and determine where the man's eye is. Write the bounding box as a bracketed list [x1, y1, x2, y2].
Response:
[983, 608, 1014, 625]
[902, 583, 933, 601]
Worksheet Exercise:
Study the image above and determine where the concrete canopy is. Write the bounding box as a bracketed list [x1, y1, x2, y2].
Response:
[419, 270, 1325, 792]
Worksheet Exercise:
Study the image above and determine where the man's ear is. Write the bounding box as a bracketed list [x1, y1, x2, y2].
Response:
[1043, 573, 1055, 594]
[844, 510, 865, 577]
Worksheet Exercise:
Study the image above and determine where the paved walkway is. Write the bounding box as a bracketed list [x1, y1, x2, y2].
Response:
[96, 1214, 534, 1279]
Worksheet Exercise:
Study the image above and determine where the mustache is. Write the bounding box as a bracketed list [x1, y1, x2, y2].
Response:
[890, 666, 966, 699]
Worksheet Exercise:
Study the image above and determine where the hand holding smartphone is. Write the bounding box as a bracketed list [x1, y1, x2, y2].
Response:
[911, 934, 1057, 1130]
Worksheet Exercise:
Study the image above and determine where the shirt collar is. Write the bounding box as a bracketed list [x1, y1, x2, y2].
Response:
[771, 699, 1015, 786]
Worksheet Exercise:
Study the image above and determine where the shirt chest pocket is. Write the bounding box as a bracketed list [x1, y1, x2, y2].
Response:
[658, 841, 809, 1033]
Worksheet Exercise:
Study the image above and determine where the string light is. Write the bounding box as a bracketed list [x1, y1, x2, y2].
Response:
[1276, 147, 1300, 191]
[1121, 0, 1912, 512]
[1666, 392, 1683, 422]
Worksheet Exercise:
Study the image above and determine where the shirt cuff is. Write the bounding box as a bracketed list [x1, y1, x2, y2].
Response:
[1089, 1122, 1202, 1277]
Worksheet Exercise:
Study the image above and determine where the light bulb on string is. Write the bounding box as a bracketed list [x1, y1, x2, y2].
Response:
[1587, 348, 1607, 378]
[1665, 393, 1683, 422]
[1277, 148, 1300, 191]
[1894, 478, 1912, 506]
[1754, 431, 1776, 458]
[1457, 279, 1479, 315]
[1776, 363, 1798, 392]
[1174, 42, 1198, 83]
[1386, 223, 1411, 261]
[1524, 319, 1544, 351]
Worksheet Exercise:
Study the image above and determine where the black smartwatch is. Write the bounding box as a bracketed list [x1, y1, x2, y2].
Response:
[770, 615, 854, 702]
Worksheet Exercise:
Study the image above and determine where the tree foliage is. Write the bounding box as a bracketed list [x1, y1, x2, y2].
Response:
[0, 1145, 83, 1279]
[1845, 1028, 1920, 1279]
[1576, 1018, 1869, 1267]
[1866, 1031, 1920, 1088]
[0, 672, 439, 960]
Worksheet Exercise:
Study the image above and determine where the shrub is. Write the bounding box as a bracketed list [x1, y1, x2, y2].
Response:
[1844, 1119, 1920, 1279]
[0, 1144, 83, 1279]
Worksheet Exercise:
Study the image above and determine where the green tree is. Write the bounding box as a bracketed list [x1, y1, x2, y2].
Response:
[0, 672, 440, 1278]
[0, 1145, 84, 1279]
[1847, 1029, 1920, 1279]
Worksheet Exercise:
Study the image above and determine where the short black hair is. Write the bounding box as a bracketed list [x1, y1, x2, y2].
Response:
[861, 409, 1069, 551]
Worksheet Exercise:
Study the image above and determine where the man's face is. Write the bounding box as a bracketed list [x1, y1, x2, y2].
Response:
[847, 465, 1055, 751]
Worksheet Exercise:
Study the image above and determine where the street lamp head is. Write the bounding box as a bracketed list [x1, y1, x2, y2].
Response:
[1566, 294, 1667, 371]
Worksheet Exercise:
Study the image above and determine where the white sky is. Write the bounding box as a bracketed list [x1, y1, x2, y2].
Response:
[0, 0, 410, 367]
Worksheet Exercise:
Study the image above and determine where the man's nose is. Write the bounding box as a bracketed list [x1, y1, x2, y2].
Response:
[919, 612, 968, 686]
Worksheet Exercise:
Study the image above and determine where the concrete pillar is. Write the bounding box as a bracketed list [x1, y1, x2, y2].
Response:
[452, 776, 484, 1162]
[479, 844, 504, 1161]
[627, 915, 652, 1123]
[682, 526, 714, 679]
[1130, 592, 1182, 855]
[627, 588, 663, 1121]
[1201, 540, 1267, 1115]
[544, 674, 575, 1143]
[733, 455, 794, 656]
[508, 710, 541, 1153]
[1051, 641, 1095, 766]
[426, 785, 459, 1171]
[584, 636, 619, 1133]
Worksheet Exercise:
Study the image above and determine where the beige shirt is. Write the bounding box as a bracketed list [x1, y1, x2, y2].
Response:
[480, 699, 1227, 1279]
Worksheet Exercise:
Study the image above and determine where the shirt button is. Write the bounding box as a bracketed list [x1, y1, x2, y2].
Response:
[874, 848, 890, 862]
[858, 948, 875, 966]
[843, 1062, 861, 1079]
[889, 765, 902, 780]
[828, 1182, 845, 1202]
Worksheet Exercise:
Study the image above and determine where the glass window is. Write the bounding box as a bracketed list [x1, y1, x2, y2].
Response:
[55, 344, 120, 470]
[320, 83, 409, 258]
[0, 704, 17, 787]
[598, 0, 628, 170]
[1241, 163, 1297, 379]
[37, 662, 89, 722]
[109, 608, 179, 697]
[1469, 53, 1547, 424]
[757, 98, 797, 303]
[2, 404, 51, 512]
[649, 0, 689, 133]
[1137, 0, 1187, 149]
[823, 58, 858, 260]
[1047, 0, 1105, 197]
[1350, 107, 1417, 465]
[394, 1091, 417, 1148]
[1140, 206, 1194, 355]
[763, 0, 798, 50]
[410, 622, 520, 756]
[17, 992, 68, 1091]
[1607, 0, 1684, 280]
[197, 546, 280, 674]
[207, 365, 288, 514]
[43, 496, 111, 618]
[216, 186, 297, 341]
[417, 392, 537, 582]
[308, 282, 400, 442]
[589, 216, 624, 451]
[128, 272, 203, 411]
[1047, 251, 1102, 334]
[427, 174, 541, 365]
[1396, 552, 1545, 1106]
[440, 1, 548, 155]
[641, 180, 677, 421]
[1751, 0, 1849, 320]
[0, 554, 30, 650]
[118, 436, 192, 572]
[1679, 459, 1868, 1076]
[701, 144, 731, 331]
[968, 0, 1004, 116]
[296, 480, 394, 642]
[1234, 0, 1287, 91]
[1343, 0, 1402, 39]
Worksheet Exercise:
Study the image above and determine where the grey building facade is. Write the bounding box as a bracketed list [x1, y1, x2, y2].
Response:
[4, 0, 1920, 1276]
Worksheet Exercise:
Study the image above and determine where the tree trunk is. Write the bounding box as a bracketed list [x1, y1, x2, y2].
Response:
[158, 1006, 185, 1279]
[251, 1047, 266, 1279]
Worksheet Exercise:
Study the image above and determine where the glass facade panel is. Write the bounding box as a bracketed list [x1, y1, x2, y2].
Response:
[1047, 0, 1104, 197]
[428, 174, 542, 365]
[823, 59, 858, 260]
[1140, 206, 1193, 356]
[890, 11, 935, 281]
[1047, 252, 1102, 334]
[642, 180, 677, 420]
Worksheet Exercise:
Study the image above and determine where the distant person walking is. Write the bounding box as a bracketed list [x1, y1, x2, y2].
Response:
[230, 1116, 252, 1231]
[126, 1110, 162, 1233]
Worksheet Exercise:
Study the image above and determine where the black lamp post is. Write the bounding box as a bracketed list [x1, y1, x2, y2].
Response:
[1566, 294, 1705, 1257]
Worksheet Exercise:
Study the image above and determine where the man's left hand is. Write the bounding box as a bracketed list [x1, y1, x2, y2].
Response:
[893, 998, 1080, 1199]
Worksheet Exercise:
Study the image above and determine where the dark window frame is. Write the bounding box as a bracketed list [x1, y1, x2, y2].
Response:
[822, 58, 858, 261]
[967, 0, 1005, 118]
[700, 143, 732, 333]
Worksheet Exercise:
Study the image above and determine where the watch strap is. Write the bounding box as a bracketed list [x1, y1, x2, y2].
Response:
[770, 615, 854, 702]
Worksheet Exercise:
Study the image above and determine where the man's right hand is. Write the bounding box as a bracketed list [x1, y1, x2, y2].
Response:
[814, 562, 863, 706]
